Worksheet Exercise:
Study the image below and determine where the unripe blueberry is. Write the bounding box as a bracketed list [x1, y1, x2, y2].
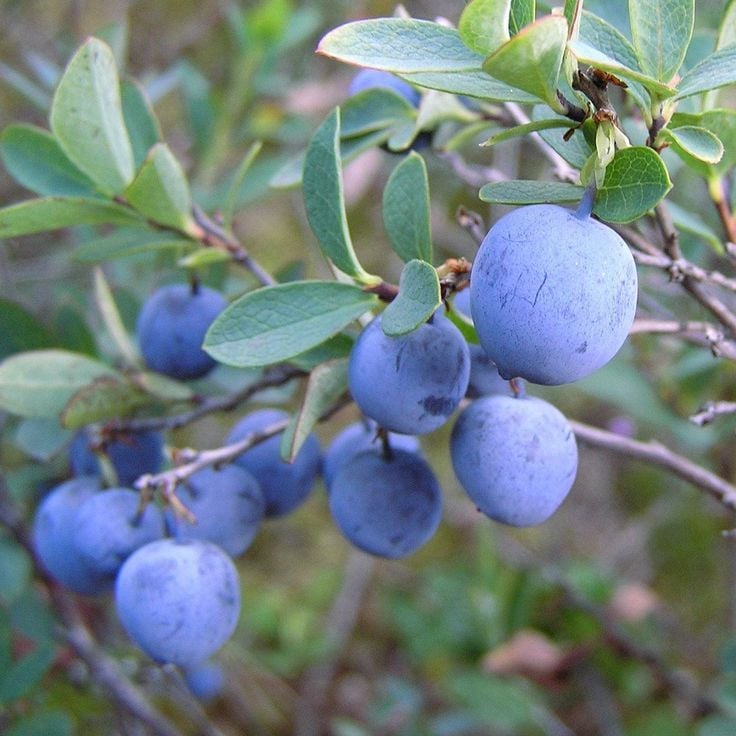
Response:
[171, 466, 264, 556]
[115, 538, 240, 667]
[73, 488, 165, 578]
[348, 69, 421, 107]
[470, 204, 638, 385]
[136, 284, 227, 380]
[226, 409, 321, 518]
[451, 395, 578, 526]
[323, 420, 421, 490]
[69, 429, 164, 487]
[330, 448, 442, 558]
[183, 660, 226, 702]
[32, 476, 111, 595]
[348, 315, 470, 435]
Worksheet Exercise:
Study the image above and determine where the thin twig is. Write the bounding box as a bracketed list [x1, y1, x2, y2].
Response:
[570, 420, 736, 513]
[690, 401, 736, 427]
[0, 483, 184, 736]
[630, 318, 736, 359]
[632, 252, 736, 293]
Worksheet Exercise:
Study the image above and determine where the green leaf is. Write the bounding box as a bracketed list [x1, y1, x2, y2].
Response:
[317, 19, 483, 73]
[0, 299, 55, 359]
[340, 88, 416, 138]
[204, 281, 378, 368]
[14, 417, 72, 462]
[6, 711, 74, 736]
[134, 371, 193, 402]
[176, 60, 216, 155]
[579, 11, 650, 111]
[93, 266, 139, 367]
[72, 228, 193, 262]
[381, 260, 441, 336]
[459, 0, 511, 56]
[0, 540, 31, 606]
[716, 0, 736, 51]
[484, 118, 573, 146]
[49, 38, 134, 195]
[675, 45, 736, 99]
[593, 146, 672, 222]
[661, 126, 724, 164]
[483, 15, 568, 108]
[120, 79, 162, 168]
[382, 153, 432, 264]
[629, 0, 694, 83]
[222, 141, 263, 228]
[509, 0, 535, 35]
[398, 69, 538, 102]
[288, 334, 354, 371]
[479, 179, 584, 204]
[0, 197, 140, 239]
[280, 358, 349, 462]
[303, 109, 372, 280]
[698, 109, 736, 176]
[0, 350, 119, 418]
[0, 125, 98, 197]
[569, 39, 676, 98]
[124, 143, 193, 230]
[61, 376, 148, 428]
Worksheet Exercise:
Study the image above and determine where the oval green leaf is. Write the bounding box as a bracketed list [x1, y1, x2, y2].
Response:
[0, 197, 141, 239]
[204, 281, 378, 368]
[459, 0, 511, 56]
[593, 145, 672, 223]
[61, 376, 148, 429]
[124, 143, 193, 230]
[662, 125, 724, 165]
[629, 0, 694, 83]
[0, 125, 98, 198]
[398, 69, 538, 102]
[303, 109, 372, 281]
[675, 45, 736, 99]
[280, 358, 349, 462]
[49, 37, 135, 195]
[479, 179, 584, 204]
[120, 78, 162, 168]
[0, 349, 120, 418]
[381, 260, 441, 337]
[483, 15, 568, 108]
[382, 152, 432, 264]
[317, 18, 483, 73]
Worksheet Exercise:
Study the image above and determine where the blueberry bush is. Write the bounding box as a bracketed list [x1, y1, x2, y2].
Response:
[3, 1, 736, 734]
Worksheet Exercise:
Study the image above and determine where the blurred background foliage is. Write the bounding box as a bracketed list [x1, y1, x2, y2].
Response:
[2, 0, 736, 734]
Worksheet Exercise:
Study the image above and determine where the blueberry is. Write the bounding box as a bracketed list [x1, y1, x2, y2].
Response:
[136, 284, 227, 380]
[226, 409, 321, 518]
[470, 204, 638, 385]
[451, 395, 578, 526]
[170, 465, 264, 556]
[115, 538, 240, 667]
[348, 69, 421, 107]
[69, 429, 164, 487]
[348, 315, 470, 435]
[323, 420, 421, 490]
[329, 448, 442, 558]
[73, 488, 165, 578]
[32, 476, 111, 595]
